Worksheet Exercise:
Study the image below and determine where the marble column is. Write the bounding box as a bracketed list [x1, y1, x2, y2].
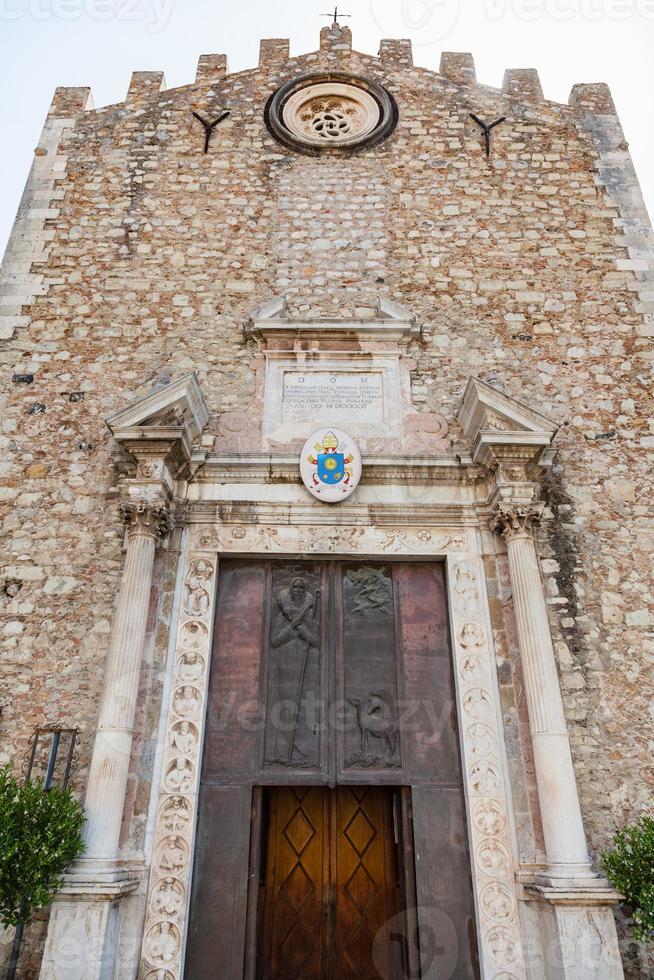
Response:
[492, 504, 593, 881]
[81, 501, 171, 872]
[40, 500, 171, 980]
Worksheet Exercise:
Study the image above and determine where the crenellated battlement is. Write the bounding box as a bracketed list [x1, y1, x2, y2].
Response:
[258, 39, 289, 71]
[46, 25, 620, 122]
[502, 67, 544, 103]
[196, 53, 229, 85]
[569, 81, 617, 115]
[439, 52, 476, 86]
[47, 85, 94, 118]
[125, 71, 166, 107]
[378, 38, 414, 69]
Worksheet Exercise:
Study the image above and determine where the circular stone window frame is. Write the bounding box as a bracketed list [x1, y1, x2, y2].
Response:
[266, 72, 399, 156]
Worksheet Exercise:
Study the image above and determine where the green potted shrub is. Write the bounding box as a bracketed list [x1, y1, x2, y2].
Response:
[602, 814, 654, 942]
[0, 767, 85, 980]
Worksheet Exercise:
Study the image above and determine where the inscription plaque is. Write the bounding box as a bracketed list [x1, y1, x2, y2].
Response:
[283, 372, 384, 426]
[263, 354, 404, 444]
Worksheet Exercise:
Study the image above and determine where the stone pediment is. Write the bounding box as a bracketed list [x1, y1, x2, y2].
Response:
[246, 295, 420, 341]
[106, 372, 209, 443]
[106, 373, 210, 484]
[458, 377, 558, 466]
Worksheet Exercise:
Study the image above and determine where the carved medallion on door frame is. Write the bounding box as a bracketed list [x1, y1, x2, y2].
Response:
[138, 525, 527, 980]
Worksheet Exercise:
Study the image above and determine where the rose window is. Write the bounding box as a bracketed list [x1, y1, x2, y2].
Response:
[268, 74, 398, 153]
[290, 91, 368, 144]
[311, 105, 353, 139]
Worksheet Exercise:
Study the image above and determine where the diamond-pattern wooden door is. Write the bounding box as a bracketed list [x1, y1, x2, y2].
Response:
[259, 787, 328, 980]
[334, 787, 402, 980]
[258, 786, 402, 980]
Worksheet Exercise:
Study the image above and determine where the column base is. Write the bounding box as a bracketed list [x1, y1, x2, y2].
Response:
[528, 877, 623, 903]
[39, 874, 139, 980]
[525, 878, 624, 979]
[63, 856, 141, 886]
[532, 863, 596, 882]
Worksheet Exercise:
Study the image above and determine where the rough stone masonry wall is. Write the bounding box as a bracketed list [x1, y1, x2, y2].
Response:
[0, 25, 652, 976]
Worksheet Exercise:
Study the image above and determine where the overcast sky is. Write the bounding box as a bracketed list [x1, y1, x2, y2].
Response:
[1, 0, 653, 258]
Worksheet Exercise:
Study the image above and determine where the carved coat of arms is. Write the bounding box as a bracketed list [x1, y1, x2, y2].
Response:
[300, 427, 362, 502]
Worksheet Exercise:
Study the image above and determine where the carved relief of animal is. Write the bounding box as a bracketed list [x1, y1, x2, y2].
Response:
[348, 692, 398, 758]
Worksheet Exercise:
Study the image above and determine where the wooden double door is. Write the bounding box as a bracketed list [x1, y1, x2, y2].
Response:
[257, 786, 406, 980]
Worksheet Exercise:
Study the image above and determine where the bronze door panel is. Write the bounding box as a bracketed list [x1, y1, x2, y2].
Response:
[201, 559, 465, 786]
[339, 565, 402, 772]
[263, 564, 324, 770]
[185, 785, 252, 979]
[203, 560, 267, 782]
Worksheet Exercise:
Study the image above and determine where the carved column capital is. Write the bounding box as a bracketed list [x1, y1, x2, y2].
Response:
[121, 500, 172, 540]
[491, 502, 544, 542]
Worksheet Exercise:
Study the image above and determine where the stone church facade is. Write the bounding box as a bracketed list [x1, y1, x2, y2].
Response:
[0, 20, 653, 980]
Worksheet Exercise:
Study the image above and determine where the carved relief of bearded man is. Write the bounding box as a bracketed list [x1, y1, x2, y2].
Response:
[266, 578, 320, 766]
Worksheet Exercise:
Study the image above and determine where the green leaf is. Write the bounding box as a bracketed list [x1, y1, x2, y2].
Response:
[601, 815, 654, 942]
[0, 767, 85, 928]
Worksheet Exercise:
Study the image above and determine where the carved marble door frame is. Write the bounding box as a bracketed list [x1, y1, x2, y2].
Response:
[138, 522, 527, 980]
